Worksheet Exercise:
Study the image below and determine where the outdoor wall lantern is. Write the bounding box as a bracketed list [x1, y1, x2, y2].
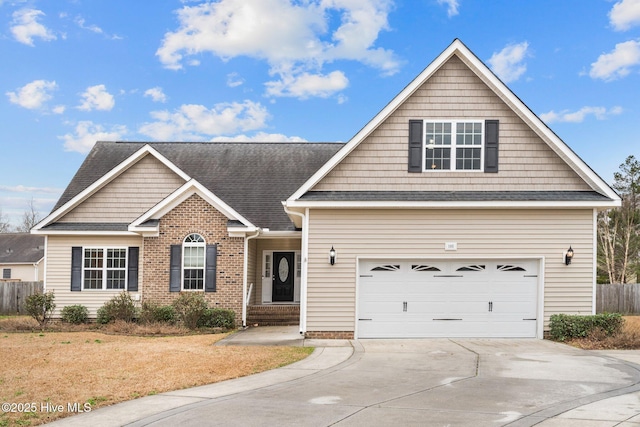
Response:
[329, 246, 336, 265]
[564, 246, 574, 265]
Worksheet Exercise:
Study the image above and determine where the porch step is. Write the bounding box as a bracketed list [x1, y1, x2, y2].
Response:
[246, 305, 300, 326]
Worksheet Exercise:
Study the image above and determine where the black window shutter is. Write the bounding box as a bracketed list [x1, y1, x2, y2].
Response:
[484, 120, 499, 173]
[408, 120, 423, 173]
[205, 244, 217, 292]
[71, 247, 82, 292]
[127, 247, 139, 292]
[169, 245, 181, 292]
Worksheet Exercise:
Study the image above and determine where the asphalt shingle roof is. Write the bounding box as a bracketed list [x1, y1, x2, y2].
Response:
[0, 233, 44, 264]
[53, 141, 344, 231]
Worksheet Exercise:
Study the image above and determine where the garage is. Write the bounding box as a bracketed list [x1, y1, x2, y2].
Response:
[357, 259, 539, 338]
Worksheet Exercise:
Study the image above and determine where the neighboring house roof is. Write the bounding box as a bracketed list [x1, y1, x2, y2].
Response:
[287, 39, 621, 205]
[40, 142, 344, 232]
[0, 233, 44, 264]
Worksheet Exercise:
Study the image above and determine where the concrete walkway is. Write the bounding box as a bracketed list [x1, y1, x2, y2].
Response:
[47, 327, 640, 426]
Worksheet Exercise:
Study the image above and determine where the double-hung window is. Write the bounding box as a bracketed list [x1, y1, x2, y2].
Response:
[424, 121, 483, 171]
[83, 248, 127, 290]
[183, 233, 205, 290]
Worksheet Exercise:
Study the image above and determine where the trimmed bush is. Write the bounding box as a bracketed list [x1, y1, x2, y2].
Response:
[24, 291, 56, 330]
[140, 301, 177, 324]
[172, 293, 208, 330]
[96, 292, 138, 324]
[549, 313, 624, 341]
[61, 305, 89, 324]
[198, 308, 236, 329]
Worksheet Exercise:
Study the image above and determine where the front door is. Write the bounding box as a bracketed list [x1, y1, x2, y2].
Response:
[272, 252, 294, 302]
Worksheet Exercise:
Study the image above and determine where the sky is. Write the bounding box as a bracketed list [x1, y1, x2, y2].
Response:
[1, 0, 640, 227]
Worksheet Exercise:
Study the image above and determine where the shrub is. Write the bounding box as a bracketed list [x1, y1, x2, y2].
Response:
[172, 293, 208, 330]
[198, 308, 236, 329]
[139, 301, 177, 324]
[24, 291, 56, 330]
[61, 305, 89, 324]
[96, 292, 138, 324]
[549, 313, 624, 341]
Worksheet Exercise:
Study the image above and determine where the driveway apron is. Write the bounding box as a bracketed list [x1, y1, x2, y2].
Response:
[49, 338, 640, 426]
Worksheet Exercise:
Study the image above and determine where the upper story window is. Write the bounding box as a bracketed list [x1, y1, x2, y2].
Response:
[2, 268, 10, 279]
[424, 121, 483, 171]
[183, 233, 205, 290]
[408, 119, 498, 174]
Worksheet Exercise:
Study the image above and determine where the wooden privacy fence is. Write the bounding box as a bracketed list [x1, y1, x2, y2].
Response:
[597, 283, 640, 314]
[0, 281, 44, 315]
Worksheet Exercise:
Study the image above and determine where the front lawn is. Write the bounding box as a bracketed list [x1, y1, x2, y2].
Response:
[565, 316, 640, 350]
[0, 327, 312, 426]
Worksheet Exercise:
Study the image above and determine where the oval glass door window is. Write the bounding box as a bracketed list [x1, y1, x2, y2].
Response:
[278, 257, 289, 282]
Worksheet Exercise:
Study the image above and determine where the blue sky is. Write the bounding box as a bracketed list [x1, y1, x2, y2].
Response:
[1, 0, 639, 226]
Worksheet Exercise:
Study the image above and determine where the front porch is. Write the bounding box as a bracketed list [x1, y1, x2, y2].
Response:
[246, 304, 300, 326]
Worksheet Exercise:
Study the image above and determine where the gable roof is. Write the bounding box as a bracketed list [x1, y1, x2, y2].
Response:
[287, 39, 620, 206]
[0, 233, 44, 264]
[37, 141, 343, 233]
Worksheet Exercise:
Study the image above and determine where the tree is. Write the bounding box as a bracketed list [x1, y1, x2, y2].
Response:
[598, 155, 640, 283]
[0, 207, 10, 233]
[15, 198, 41, 233]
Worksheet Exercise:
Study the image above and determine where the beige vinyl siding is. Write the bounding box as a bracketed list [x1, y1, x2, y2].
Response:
[59, 154, 185, 223]
[247, 238, 257, 305]
[45, 235, 143, 317]
[313, 55, 591, 192]
[306, 208, 594, 333]
[0, 262, 43, 281]
[252, 238, 301, 304]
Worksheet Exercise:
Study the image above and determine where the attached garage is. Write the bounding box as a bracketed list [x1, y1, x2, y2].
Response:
[357, 259, 540, 338]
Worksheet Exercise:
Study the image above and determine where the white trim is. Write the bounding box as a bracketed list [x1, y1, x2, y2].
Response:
[285, 200, 621, 209]
[181, 233, 206, 291]
[592, 208, 598, 315]
[32, 230, 140, 236]
[81, 246, 129, 291]
[129, 179, 256, 230]
[243, 230, 261, 327]
[355, 255, 544, 339]
[43, 236, 48, 292]
[33, 144, 190, 231]
[287, 39, 620, 204]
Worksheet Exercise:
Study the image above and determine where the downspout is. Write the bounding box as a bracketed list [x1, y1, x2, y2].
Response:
[243, 229, 261, 328]
[283, 203, 308, 335]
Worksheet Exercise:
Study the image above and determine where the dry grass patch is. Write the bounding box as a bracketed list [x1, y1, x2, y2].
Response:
[567, 316, 640, 350]
[0, 331, 312, 426]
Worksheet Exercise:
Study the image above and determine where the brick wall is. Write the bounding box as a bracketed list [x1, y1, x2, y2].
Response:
[142, 194, 244, 325]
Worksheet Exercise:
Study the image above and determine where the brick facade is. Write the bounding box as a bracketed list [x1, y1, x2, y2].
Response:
[305, 331, 354, 339]
[142, 194, 244, 325]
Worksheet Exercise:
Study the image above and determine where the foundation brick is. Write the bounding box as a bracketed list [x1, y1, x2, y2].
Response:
[305, 331, 354, 339]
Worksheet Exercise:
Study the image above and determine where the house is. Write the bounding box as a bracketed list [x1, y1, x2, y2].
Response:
[0, 233, 45, 282]
[33, 39, 620, 338]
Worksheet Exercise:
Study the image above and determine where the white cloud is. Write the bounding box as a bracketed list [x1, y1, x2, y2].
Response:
[589, 40, 640, 81]
[75, 17, 104, 34]
[52, 105, 66, 114]
[144, 87, 168, 103]
[437, 0, 460, 17]
[540, 106, 623, 123]
[487, 42, 530, 83]
[77, 84, 115, 111]
[210, 132, 307, 142]
[610, 0, 640, 31]
[138, 100, 270, 141]
[227, 72, 244, 88]
[265, 70, 348, 98]
[6, 79, 57, 110]
[156, 0, 398, 99]
[59, 121, 127, 153]
[10, 8, 56, 46]
[0, 185, 63, 194]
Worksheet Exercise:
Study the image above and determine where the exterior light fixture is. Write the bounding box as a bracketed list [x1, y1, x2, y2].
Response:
[564, 246, 574, 265]
[329, 246, 336, 265]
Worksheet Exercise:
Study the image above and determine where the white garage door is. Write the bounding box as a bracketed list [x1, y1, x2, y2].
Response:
[357, 260, 538, 338]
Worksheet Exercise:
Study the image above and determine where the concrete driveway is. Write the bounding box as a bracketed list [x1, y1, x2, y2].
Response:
[49, 332, 640, 426]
